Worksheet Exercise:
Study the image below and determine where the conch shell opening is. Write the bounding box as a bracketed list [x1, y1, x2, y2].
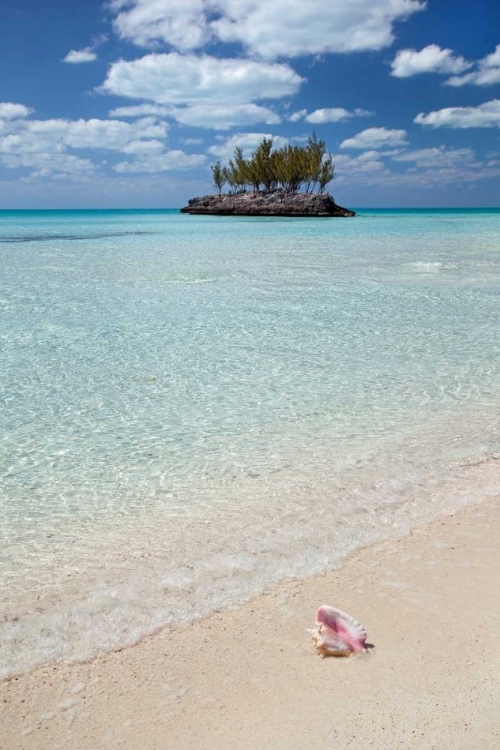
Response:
[310, 605, 367, 657]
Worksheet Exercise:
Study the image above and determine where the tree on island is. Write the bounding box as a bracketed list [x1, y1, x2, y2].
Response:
[210, 133, 335, 197]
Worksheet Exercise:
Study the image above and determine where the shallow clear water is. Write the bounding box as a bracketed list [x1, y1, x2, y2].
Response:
[1, 208, 500, 677]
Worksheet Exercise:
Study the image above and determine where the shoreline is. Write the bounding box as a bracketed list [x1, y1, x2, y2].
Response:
[3, 486, 500, 749]
[3, 446, 500, 681]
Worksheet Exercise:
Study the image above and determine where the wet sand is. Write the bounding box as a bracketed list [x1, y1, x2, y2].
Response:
[2, 491, 500, 750]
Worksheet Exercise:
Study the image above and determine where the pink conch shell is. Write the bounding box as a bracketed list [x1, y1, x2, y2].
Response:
[311, 605, 367, 657]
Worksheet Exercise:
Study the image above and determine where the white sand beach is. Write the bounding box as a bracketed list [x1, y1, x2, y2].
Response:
[3, 482, 500, 750]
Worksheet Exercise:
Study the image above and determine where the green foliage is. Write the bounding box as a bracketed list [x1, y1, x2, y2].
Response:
[209, 133, 335, 196]
[304, 132, 324, 193]
[252, 137, 275, 190]
[318, 154, 335, 194]
[210, 161, 226, 195]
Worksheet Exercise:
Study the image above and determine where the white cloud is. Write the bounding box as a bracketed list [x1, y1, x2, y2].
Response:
[109, 100, 281, 129]
[1, 151, 96, 175]
[0, 102, 33, 119]
[291, 107, 372, 124]
[353, 109, 374, 118]
[100, 53, 304, 105]
[0, 116, 169, 175]
[340, 127, 408, 149]
[333, 150, 387, 175]
[0, 113, 206, 177]
[171, 103, 280, 129]
[448, 69, 500, 87]
[110, 104, 171, 118]
[391, 146, 479, 169]
[114, 150, 206, 172]
[446, 45, 500, 87]
[212, 0, 426, 59]
[289, 109, 307, 123]
[333, 146, 500, 190]
[111, 0, 208, 50]
[109, 0, 425, 59]
[308, 108, 352, 123]
[414, 100, 500, 129]
[390, 44, 471, 78]
[208, 132, 288, 161]
[483, 45, 500, 69]
[20, 117, 168, 150]
[63, 48, 98, 64]
[121, 139, 166, 154]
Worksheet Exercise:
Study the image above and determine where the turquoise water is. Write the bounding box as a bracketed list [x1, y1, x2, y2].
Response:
[1, 208, 500, 677]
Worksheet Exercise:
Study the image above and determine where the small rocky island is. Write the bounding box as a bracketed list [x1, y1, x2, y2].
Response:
[181, 191, 354, 217]
[181, 134, 355, 218]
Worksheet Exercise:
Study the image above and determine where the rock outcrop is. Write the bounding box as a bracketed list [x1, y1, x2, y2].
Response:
[180, 191, 355, 217]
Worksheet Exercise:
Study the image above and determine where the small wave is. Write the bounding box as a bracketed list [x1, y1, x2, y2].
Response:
[1, 448, 498, 680]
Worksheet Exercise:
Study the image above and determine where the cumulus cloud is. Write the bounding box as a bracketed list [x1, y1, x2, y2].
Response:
[333, 146, 500, 190]
[170, 103, 280, 130]
[482, 44, 500, 69]
[448, 69, 500, 88]
[0, 113, 208, 177]
[109, 0, 425, 59]
[333, 150, 387, 175]
[110, 104, 171, 118]
[390, 44, 471, 78]
[391, 146, 479, 168]
[111, 0, 208, 50]
[446, 45, 500, 87]
[1, 151, 96, 176]
[0, 102, 33, 119]
[390, 43, 500, 87]
[340, 127, 408, 149]
[290, 107, 373, 124]
[208, 132, 288, 161]
[29, 117, 167, 150]
[100, 53, 304, 106]
[289, 109, 308, 123]
[120, 139, 166, 154]
[63, 48, 98, 64]
[114, 150, 206, 172]
[414, 100, 500, 129]
[109, 101, 280, 129]
[0, 116, 171, 175]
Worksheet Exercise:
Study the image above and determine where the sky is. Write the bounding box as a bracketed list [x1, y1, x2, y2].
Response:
[0, 0, 499, 208]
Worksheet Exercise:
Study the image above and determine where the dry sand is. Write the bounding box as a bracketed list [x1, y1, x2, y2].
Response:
[2, 494, 500, 750]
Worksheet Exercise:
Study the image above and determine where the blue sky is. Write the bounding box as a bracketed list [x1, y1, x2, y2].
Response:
[0, 0, 499, 208]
